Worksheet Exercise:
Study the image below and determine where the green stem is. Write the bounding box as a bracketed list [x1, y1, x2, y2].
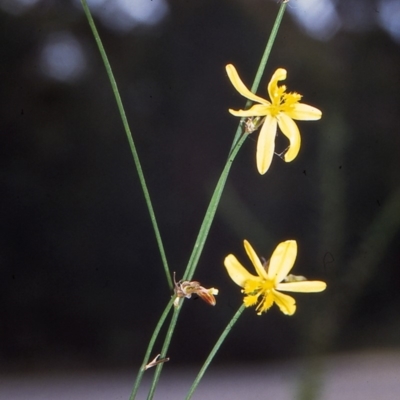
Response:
[81, 0, 289, 398]
[80, 0, 172, 290]
[129, 298, 174, 400]
[144, 129, 246, 397]
[184, 0, 288, 282]
[230, 1, 287, 151]
[145, 130, 247, 399]
[146, 305, 183, 400]
[185, 304, 246, 400]
[145, 3, 289, 397]
[183, 132, 248, 281]
[251, 2, 287, 94]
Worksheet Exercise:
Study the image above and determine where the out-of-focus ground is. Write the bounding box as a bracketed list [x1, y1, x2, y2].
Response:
[1, 351, 398, 400]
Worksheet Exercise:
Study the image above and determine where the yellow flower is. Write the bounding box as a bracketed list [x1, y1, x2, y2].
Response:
[226, 64, 322, 175]
[224, 240, 326, 315]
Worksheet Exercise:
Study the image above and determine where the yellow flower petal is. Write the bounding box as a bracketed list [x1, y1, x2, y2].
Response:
[268, 240, 297, 282]
[287, 103, 322, 121]
[243, 240, 268, 280]
[268, 68, 287, 103]
[243, 294, 258, 307]
[277, 281, 327, 293]
[278, 114, 301, 162]
[224, 254, 259, 288]
[228, 104, 270, 117]
[226, 64, 270, 105]
[257, 115, 277, 175]
[273, 290, 296, 315]
[243, 279, 261, 294]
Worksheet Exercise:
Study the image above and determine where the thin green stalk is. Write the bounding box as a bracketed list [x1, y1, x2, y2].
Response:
[184, 1, 288, 281]
[230, 1, 287, 151]
[145, 132, 247, 399]
[183, 132, 247, 281]
[129, 298, 174, 400]
[185, 304, 246, 400]
[81, 1, 289, 398]
[80, 0, 172, 290]
[146, 305, 183, 400]
[145, 3, 289, 397]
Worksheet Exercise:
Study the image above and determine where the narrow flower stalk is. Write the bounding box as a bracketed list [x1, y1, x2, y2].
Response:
[183, 132, 248, 281]
[129, 299, 174, 400]
[185, 304, 246, 400]
[146, 306, 181, 400]
[145, 132, 247, 400]
[82, 1, 296, 399]
[150, 5, 292, 394]
[80, 0, 172, 290]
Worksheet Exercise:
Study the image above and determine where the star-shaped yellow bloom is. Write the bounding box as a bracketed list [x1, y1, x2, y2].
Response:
[224, 240, 326, 315]
[226, 64, 322, 175]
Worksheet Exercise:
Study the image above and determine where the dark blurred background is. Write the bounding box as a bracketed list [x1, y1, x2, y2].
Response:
[1, 0, 400, 379]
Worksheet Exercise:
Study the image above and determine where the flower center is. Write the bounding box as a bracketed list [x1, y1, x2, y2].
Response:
[269, 90, 302, 117]
[261, 279, 275, 291]
[242, 278, 277, 314]
[243, 278, 275, 296]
